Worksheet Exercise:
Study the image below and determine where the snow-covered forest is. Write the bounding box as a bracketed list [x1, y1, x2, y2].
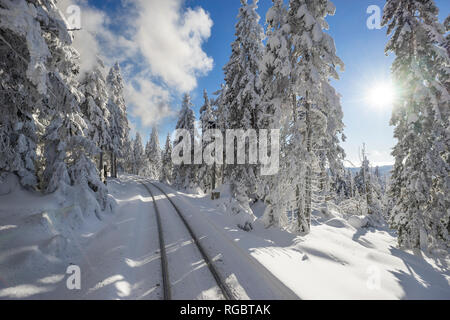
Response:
[0, 0, 448, 300]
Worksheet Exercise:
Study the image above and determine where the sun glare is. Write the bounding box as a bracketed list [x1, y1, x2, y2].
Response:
[367, 83, 395, 110]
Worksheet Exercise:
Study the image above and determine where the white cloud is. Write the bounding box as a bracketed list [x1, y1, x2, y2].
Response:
[125, 77, 174, 127]
[132, 0, 213, 92]
[56, 0, 213, 128]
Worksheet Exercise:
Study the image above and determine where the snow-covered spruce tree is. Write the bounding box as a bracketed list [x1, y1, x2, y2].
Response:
[106, 62, 129, 178]
[143, 137, 151, 177]
[353, 144, 373, 215]
[382, 0, 449, 250]
[121, 134, 134, 174]
[222, 0, 264, 210]
[286, 0, 345, 233]
[199, 89, 217, 192]
[144, 127, 161, 180]
[0, 0, 53, 188]
[161, 133, 173, 184]
[173, 93, 198, 190]
[132, 132, 145, 176]
[212, 83, 229, 186]
[79, 58, 111, 177]
[38, 1, 108, 212]
[352, 144, 385, 219]
[345, 168, 354, 198]
[372, 166, 385, 216]
[38, 1, 82, 194]
[441, 15, 450, 92]
[259, 0, 293, 228]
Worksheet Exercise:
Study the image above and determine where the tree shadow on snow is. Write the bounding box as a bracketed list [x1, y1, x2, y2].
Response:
[388, 246, 450, 300]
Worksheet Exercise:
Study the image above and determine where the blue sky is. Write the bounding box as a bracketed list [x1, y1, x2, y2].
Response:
[65, 0, 449, 167]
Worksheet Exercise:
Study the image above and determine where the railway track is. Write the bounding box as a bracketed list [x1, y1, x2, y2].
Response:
[140, 181, 234, 300]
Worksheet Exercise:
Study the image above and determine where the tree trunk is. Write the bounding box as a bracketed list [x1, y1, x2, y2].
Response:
[212, 162, 216, 191]
[293, 93, 301, 223]
[366, 174, 373, 214]
[304, 100, 312, 233]
[114, 155, 118, 178]
[99, 151, 104, 179]
[110, 151, 114, 179]
[292, 93, 310, 233]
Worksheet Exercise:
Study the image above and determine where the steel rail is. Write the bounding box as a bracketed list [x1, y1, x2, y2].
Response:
[147, 181, 235, 300]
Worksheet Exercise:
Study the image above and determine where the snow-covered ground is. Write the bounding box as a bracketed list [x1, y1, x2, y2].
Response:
[154, 183, 450, 300]
[0, 175, 161, 299]
[0, 174, 449, 300]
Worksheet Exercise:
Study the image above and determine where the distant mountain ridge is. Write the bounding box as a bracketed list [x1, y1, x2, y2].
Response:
[345, 165, 393, 177]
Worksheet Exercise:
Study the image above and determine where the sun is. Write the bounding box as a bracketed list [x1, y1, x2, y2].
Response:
[367, 83, 395, 110]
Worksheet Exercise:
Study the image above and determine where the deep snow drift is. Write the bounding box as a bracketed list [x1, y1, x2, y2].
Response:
[0, 174, 448, 299]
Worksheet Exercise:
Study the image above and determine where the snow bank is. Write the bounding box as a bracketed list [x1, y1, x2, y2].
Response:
[0, 173, 117, 299]
[166, 185, 450, 300]
[211, 183, 256, 231]
[347, 215, 369, 229]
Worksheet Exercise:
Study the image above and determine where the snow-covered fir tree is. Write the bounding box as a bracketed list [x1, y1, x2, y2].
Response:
[161, 133, 173, 184]
[0, 0, 109, 211]
[198, 89, 217, 192]
[0, 0, 52, 188]
[260, 0, 290, 130]
[106, 62, 129, 178]
[259, 0, 292, 228]
[143, 127, 161, 180]
[222, 0, 265, 208]
[131, 132, 145, 176]
[79, 58, 111, 176]
[121, 135, 134, 174]
[40, 1, 107, 210]
[382, 0, 449, 250]
[286, 0, 345, 233]
[211, 84, 229, 186]
[173, 93, 198, 190]
[354, 144, 373, 214]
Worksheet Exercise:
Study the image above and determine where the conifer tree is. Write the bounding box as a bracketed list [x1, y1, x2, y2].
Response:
[106, 62, 129, 178]
[132, 132, 145, 176]
[173, 93, 198, 189]
[222, 0, 265, 203]
[161, 133, 173, 184]
[79, 59, 111, 176]
[199, 89, 216, 192]
[383, 0, 449, 250]
[286, 0, 345, 232]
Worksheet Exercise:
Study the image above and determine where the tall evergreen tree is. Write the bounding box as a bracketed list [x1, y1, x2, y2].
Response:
[106, 62, 129, 178]
[79, 58, 111, 176]
[132, 132, 145, 176]
[287, 0, 345, 233]
[222, 0, 265, 202]
[0, 0, 53, 188]
[199, 89, 217, 192]
[173, 93, 198, 189]
[382, 0, 449, 250]
[121, 135, 134, 174]
[144, 127, 162, 180]
[161, 133, 173, 184]
[354, 144, 374, 215]
[260, 0, 292, 227]
[41, 1, 107, 209]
